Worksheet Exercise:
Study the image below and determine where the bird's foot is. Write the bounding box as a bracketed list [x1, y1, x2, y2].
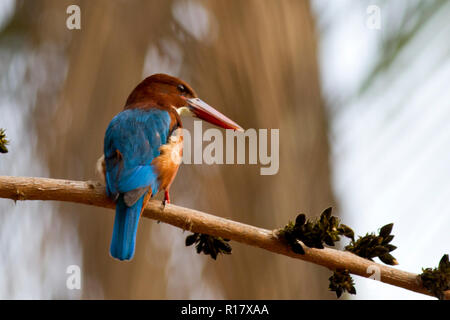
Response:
[162, 190, 170, 208]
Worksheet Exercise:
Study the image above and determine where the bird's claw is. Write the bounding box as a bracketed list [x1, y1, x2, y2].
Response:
[161, 190, 170, 209]
[162, 191, 170, 210]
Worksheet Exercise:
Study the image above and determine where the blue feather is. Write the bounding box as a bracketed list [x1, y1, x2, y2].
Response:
[104, 108, 171, 197]
[104, 108, 171, 260]
[109, 193, 146, 260]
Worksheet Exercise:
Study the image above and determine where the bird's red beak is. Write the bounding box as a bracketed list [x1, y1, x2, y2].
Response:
[186, 98, 244, 132]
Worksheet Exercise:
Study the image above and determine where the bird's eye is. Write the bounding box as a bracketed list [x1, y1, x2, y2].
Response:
[177, 84, 186, 93]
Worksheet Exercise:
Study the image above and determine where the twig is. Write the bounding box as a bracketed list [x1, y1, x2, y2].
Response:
[0, 175, 440, 298]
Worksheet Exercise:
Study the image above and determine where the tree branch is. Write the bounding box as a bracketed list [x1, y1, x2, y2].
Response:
[0, 175, 440, 298]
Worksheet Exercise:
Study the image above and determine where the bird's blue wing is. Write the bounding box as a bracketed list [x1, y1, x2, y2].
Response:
[104, 108, 171, 199]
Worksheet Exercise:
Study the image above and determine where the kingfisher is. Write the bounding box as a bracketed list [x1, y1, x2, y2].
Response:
[97, 73, 243, 261]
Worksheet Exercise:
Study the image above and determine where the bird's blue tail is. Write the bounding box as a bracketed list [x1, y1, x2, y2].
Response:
[110, 194, 145, 261]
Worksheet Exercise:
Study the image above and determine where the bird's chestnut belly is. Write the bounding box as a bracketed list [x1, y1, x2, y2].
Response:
[152, 128, 183, 192]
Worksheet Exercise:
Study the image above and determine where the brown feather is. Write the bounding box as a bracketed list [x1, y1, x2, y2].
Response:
[151, 128, 184, 193]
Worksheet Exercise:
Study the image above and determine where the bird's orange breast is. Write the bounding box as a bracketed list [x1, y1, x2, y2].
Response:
[151, 128, 183, 192]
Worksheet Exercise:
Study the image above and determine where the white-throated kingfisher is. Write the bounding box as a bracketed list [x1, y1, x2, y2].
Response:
[98, 74, 243, 261]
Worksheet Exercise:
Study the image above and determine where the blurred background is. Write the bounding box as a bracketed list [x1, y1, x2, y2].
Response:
[0, 0, 448, 299]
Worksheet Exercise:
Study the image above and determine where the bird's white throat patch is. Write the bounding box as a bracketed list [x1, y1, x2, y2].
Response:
[176, 106, 194, 117]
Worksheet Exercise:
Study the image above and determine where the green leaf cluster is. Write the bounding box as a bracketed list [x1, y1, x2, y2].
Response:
[328, 269, 356, 298]
[279, 207, 354, 255]
[185, 233, 232, 260]
[0, 129, 8, 153]
[420, 254, 450, 300]
[280, 208, 402, 298]
[345, 223, 398, 265]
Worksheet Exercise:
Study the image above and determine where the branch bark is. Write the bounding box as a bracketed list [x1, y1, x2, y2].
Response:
[0, 175, 438, 298]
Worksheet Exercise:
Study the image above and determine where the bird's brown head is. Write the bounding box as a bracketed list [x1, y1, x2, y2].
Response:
[125, 73, 243, 131]
[126, 73, 197, 108]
